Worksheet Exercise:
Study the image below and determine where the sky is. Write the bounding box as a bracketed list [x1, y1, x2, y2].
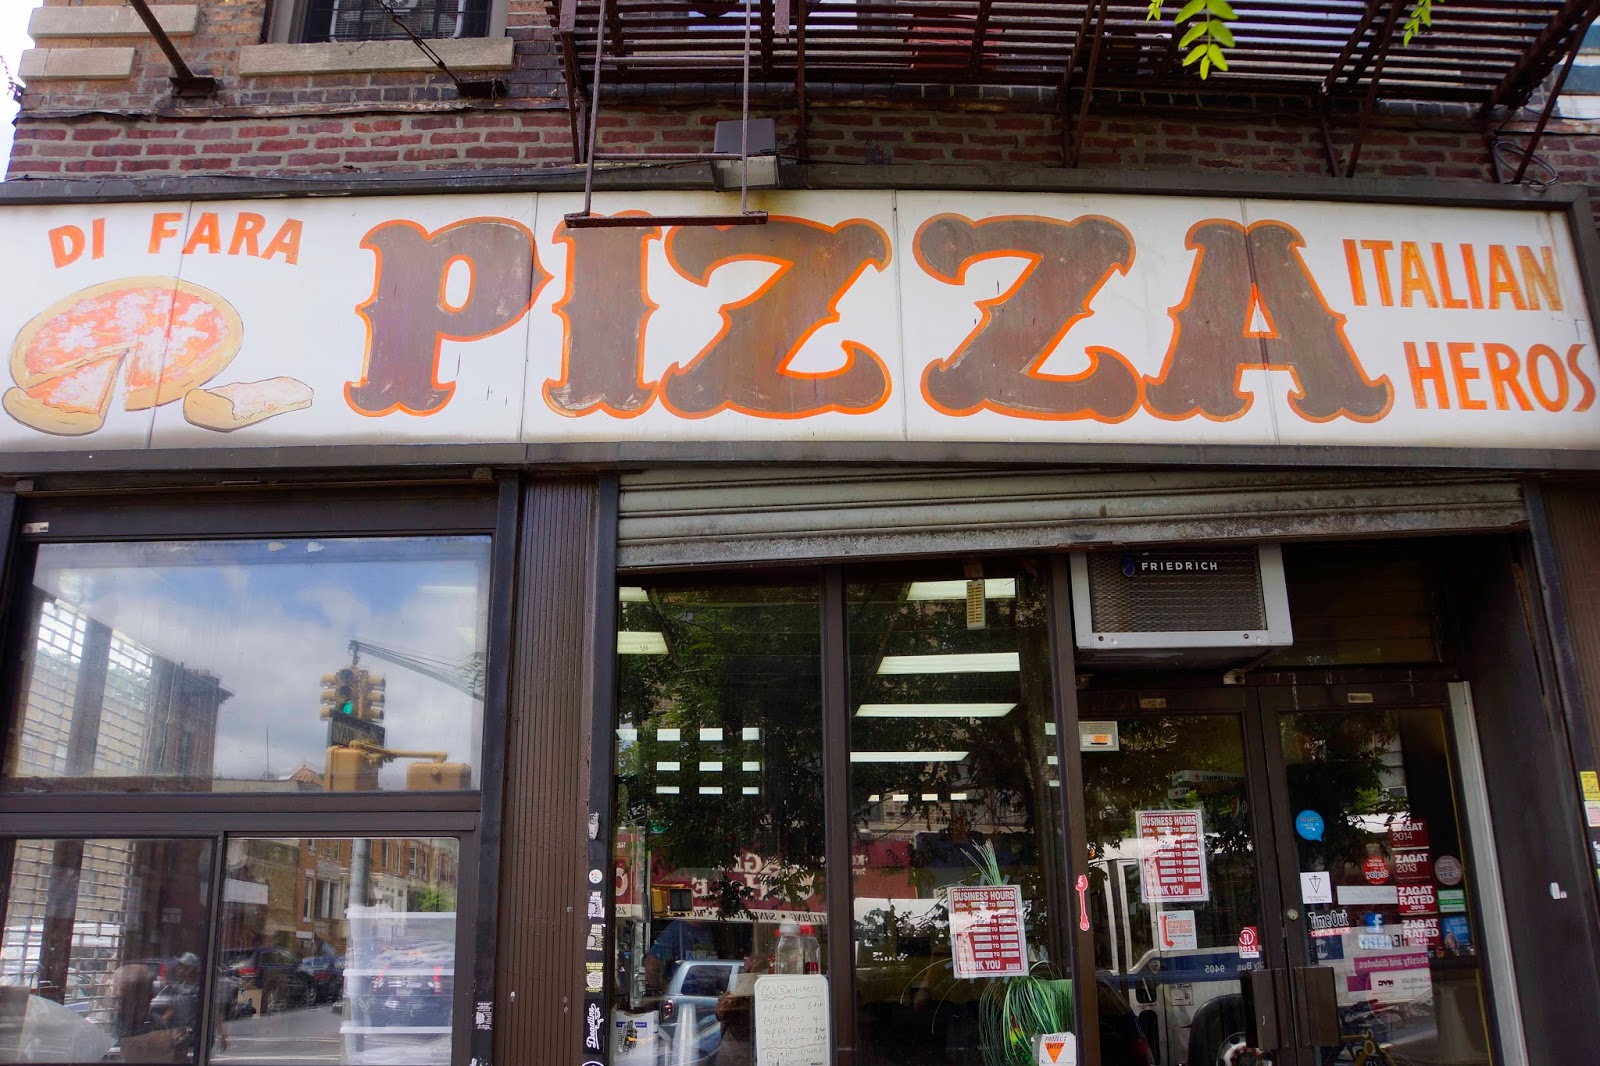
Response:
[1, 1, 43, 176]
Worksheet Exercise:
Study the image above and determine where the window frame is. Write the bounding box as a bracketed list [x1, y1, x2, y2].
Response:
[602, 559, 1096, 1063]
[0, 481, 515, 1066]
[264, 0, 508, 45]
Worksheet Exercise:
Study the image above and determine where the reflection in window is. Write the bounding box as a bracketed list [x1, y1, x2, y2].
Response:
[4, 537, 490, 793]
[611, 583, 825, 1066]
[0, 838, 214, 1065]
[847, 571, 1068, 1066]
[214, 836, 460, 1065]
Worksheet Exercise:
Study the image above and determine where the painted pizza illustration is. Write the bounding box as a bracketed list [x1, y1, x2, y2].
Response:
[5, 276, 312, 436]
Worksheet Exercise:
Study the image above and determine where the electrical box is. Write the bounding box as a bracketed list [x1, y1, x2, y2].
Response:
[1070, 544, 1292, 666]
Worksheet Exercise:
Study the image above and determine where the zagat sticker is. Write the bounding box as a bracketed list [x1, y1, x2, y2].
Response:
[1296, 810, 1325, 841]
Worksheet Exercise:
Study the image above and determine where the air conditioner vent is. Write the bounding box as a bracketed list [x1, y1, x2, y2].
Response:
[1071, 544, 1292, 666]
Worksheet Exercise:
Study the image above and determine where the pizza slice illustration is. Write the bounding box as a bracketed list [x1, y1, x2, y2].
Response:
[5, 276, 312, 436]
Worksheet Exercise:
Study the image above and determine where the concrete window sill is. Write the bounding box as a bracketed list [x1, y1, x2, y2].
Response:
[29, 5, 199, 38]
[239, 37, 515, 77]
[18, 48, 137, 81]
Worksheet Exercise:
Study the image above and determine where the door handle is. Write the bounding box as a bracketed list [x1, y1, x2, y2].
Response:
[1291, 966, 1340, 1046]
[1243, 969, 1287, 1051]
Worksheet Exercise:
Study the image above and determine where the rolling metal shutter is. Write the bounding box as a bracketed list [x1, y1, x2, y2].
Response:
[616, 466, 1526, 570]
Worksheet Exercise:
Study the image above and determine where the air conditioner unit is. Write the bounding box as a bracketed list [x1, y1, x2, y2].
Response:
[1070, 544, 1292, 666]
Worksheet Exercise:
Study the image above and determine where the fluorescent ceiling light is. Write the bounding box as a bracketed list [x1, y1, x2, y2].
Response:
[658, 728, 681, 742]
[618, 631, 667, 654]
[949, 792, 969, 801]
[905, 579, 1016, 601]
[850, 751, 969, 763]
[742, 727, 760, 741]
[877, 652, 1020, 675]
[857, 703, 1016, 719]
[700, 728, 723, 741]
[743, 761, 760, 772]
[867, 794, 881, 803]
[699, 786, 723, 795]
[1045, 723, 1057, 736]
[891, 793, 910, 802]
[700, 761, 722, 772]
[656, 761, 681, 772]
[619, 586, 649, 603]
[742, 786, 759, 795]
[617, 727, 639, 743]
[656, 785, 680, 795]
[921, 793, 939, 801]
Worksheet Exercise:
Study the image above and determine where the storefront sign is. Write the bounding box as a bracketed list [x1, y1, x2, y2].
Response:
[1388, 819, 1429, 849]
[1137, 809, 1210, 904]
[949, 884, 1029, 978]
[1300, 871, 1335, 905]
[0, 192, 1594, 457]
[1397, 883, 1438, 915]
[1402, 917, 1442, 948]
[1037, 1033, 1076, 1066]
[1237, 926, 1261, 959]
[1438, 888, 1467, 913]
[1393, 850, 1433, 883]
[1158, 909, 1199, 951]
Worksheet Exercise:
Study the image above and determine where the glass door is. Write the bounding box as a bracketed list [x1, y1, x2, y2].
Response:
[1260, 690, 1496, 1066]
[1078, 689, 1282, 1066]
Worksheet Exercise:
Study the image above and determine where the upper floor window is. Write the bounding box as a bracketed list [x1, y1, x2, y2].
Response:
[277, 0, 493, 43]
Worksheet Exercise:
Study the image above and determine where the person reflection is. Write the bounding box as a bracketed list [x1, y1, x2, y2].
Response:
[713, 946, 769, 1066]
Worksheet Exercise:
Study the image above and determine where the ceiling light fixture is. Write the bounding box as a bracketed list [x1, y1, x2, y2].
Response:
[877, 652, 1021, 675]
[905, 579, 1016, 601]
[618, 631, 667, 654]
[856, 703, 1017, 719]
[850, 751, 970, 763]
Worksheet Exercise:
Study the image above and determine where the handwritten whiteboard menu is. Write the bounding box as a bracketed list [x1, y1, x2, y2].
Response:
[755, 975, 829, 1066]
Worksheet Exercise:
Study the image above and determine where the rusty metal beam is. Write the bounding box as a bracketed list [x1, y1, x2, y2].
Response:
[1057, 3, 1093, 168]
[1069, 0, 1110, 169]
[1484, 0, 1596, 114]
[795, 0, 809, 163]
[1321, 0, 1383, 96]
[128, 0, 215, 96]
[1345, 0, 1405, 176]
[1512, 5, 1599, 182]
[968, 0, 995, 75]
[559, 0, 585, 163]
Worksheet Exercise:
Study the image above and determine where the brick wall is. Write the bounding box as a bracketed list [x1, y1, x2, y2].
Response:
[7, 0, 1600, 214]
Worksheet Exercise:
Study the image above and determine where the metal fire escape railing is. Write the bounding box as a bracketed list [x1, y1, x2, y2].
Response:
[550, 0, 1600, 180]
[561, 0, 771, 227]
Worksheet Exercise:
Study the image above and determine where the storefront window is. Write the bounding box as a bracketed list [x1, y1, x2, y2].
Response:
[0, 838, 214, 1064]
[611, 582, 825, 1066]
[4, 537, 490, 793]
[214, 836, 460, 1066]
[847, 570, 1066, 1066]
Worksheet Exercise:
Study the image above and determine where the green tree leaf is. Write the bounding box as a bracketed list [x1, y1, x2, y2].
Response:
[1184, 43, 1205, 65]
[1176, 0, 1208, 24]
[1204, 0, 1237, 19]
[1180, 21, 1209, 47]
[1211, 21, 1236, 47]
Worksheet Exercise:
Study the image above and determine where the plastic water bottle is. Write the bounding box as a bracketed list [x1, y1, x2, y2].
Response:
[797, 924, 822, 975]
[773, 920, 803, 974]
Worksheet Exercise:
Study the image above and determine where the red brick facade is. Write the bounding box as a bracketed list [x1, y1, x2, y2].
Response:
[6, 0, 1600, 216]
